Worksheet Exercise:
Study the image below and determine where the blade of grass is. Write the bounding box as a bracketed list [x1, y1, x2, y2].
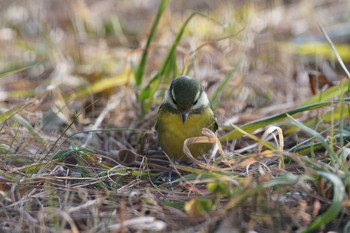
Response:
[4, 89, 38, 98]
[135, 0, 169, 87]
[336, 80, 348, 168]
[13, 113, 44, 143]
[229, 124, 277, 150]
[283, 100, 349, 136]
[262, 173, 314, 188]
[287, 114, 337, 165]
[139, 12, 198, 100]
[0, 62, 37, 79]
[319, 24, 350, 78]
[39, 111, 84, 169]
[0, 105, 26, 123]
[0, 105, 43, 143]
[69, 70, 130, 100]
[290, 141, 325, 155]
[319, 25, 350, 165]
[155, 12, 222, 78]
[220, 98, 350, 142]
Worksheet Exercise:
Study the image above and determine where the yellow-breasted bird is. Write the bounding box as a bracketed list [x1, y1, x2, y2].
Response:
[155, 75, 218, 161]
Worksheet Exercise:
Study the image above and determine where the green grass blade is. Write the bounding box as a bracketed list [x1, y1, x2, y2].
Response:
[302, 171, 344, 232]
[319, 24, 350, 78]
[0, 105, 26, 123]
[284, 99, 350, 136]
[140, 12, 224, 112]
[139, 74, 161, 112]
[287, 114, 336, 164]
[157, 12, 196, 76]
[290, 141, 325, 155]
[13, 113, 44, 143]
[262, 173, 313, 188]
[157, 12, 222, 78]
[139, 12, 198, 112]
[220, 98, 350, 142]
[0, 62, 37, 79]
[229, 123, 277, 150]
[336, 79, 348, 157]
[0, 105, 44, 144]
[135, 0, 169, 87]
[52, 149, 73, 161]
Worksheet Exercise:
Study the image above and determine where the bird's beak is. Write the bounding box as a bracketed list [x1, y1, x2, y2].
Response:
[181, 112, 189, 124]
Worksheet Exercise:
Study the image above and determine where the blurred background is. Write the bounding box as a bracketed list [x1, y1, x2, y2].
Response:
[0, 0, 349, 150]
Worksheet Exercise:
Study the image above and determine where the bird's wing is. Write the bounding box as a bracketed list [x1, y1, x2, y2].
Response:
[154, 103, 164, 130]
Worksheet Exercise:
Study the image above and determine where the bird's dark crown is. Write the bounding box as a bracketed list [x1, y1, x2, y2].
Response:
[169, 76, 202, 111]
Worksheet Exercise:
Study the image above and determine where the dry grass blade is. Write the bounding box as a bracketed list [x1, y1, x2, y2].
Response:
[183, 128, 225, 171]
[229, 123, 277, 150]
[0, 63, 37, 79]
[108, 216, 166, 231]
[40, 208, 80, 233]
[261, 126, 285, 168]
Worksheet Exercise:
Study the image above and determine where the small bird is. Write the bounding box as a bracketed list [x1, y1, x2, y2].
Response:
[156, 75, 218, 161]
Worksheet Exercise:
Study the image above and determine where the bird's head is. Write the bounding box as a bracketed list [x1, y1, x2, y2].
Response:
[165, 76, 209, 124]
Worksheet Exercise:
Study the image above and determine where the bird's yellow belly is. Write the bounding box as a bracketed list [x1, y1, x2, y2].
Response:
[156, 108, 215, 161]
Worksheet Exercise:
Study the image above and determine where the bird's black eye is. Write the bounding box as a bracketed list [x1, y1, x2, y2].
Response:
[193, 99, 198, 105]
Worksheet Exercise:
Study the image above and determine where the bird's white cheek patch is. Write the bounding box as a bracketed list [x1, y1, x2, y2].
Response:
[194, 91, 200, 103]
[192, 92, 209, 110]
[165, 91, 177, 109]
[171, 89, 176, 103]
